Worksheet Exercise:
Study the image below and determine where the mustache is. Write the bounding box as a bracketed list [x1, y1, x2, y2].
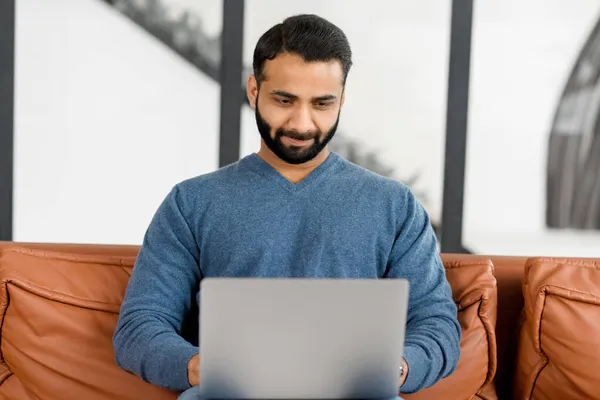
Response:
[276, 129, 320, 141]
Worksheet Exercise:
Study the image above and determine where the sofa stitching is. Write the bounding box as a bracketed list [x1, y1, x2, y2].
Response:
[444, 260, 491, 267]
[542, 285, 600, 305]
[527, 285, 550, 399]
[0, 276, 12, 381]
[444, 260, 495, 275]
[5, 280, 122, 313]
[523, 258, 600, 287]
[0, 362, 11, 385]
[2, 248, 137, 268]
[476, 291, 497, 389]
[526, 257, 600, 270]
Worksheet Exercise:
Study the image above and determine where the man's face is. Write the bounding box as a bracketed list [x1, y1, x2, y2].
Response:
[248, 53, 345, 164]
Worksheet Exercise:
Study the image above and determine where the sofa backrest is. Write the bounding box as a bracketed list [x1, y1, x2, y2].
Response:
[7, 241, 598, 400]
[0, 242, 503, 400]
[0, 242, 178, 400]
[443, 254, 527, 400]
[404, 257, 498, 400]
[514, 257, 600, 399]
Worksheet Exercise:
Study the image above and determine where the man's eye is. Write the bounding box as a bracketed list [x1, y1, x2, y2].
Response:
[316, 102, 332, 108]
[275, 98, 291, 104]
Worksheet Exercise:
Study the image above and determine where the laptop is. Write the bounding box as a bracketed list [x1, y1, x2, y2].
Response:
[198, 278, 409, 399]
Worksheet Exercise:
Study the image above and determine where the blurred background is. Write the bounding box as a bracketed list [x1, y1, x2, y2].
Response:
[3, 0, 600, 257]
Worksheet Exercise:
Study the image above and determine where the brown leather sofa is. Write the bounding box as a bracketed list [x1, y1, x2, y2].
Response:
[0, 242, 598, 400]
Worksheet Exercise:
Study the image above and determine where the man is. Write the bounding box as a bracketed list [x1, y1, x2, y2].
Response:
[113, 14, 461, 400]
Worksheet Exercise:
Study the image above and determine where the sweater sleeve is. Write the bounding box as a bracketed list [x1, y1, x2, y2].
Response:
[385, 189, 461, 394]
[113, 185, 201, 391]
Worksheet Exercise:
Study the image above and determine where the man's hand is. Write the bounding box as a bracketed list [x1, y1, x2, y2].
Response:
[399, 358, 409, 387]
[187, 354, 200, 387]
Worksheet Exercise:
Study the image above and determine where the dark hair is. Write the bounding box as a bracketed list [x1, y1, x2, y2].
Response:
[253, 14, 352, 86]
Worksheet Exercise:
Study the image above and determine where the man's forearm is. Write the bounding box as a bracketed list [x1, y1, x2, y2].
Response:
[113, 185, 203, 391]
[113, 323, 199, 391]
[384, 188, 461, 392]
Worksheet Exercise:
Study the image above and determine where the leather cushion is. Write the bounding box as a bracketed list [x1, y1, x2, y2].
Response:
[0, 244, 177, 400]
[404, 257, 498, 400]
[434, 254, 528, 400]
[514, 257, 600, 399]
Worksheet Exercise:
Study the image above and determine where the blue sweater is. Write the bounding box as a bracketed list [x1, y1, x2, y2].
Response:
[113, 152, 461, 394]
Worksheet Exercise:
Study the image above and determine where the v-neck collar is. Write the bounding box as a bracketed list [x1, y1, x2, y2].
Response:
[241, 152, 341, 193]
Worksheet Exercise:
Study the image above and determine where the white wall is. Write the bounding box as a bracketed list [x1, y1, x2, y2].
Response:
[464, 0, 600, 254]
[465, 0, 600, 237]
[14, 0, 220, 244]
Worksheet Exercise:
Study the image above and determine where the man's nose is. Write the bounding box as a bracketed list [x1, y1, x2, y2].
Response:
[288, 106, 315, 134]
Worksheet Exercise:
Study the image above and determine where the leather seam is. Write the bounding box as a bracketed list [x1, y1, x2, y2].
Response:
[477, 292, 497, 390]
[528, 286, 550, 399]
[5, 279, 122, 314]
[1, 248, 136, 267]
[0, 363, 12, 386]
[0, 276, 13, 384]
[541, 284, 600, 305]
[444, 260, 495, 275]
[525, 258, 600, 284]
[528, 257, 600, 267]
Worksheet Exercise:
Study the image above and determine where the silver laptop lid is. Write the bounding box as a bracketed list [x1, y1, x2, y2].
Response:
[199, 278, 409, 399]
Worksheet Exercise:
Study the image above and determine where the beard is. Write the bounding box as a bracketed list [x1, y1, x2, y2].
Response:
[255, 96, 340, 165]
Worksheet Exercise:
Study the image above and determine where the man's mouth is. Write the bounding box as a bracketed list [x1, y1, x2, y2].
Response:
[281, 136, 315, 146]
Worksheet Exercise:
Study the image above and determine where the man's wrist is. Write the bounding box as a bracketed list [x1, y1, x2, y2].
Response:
[399, 358, 409, 387]
[187, 354, 200, 387]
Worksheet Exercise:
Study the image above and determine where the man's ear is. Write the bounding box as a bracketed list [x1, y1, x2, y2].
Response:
[247, 75, 258, 109]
